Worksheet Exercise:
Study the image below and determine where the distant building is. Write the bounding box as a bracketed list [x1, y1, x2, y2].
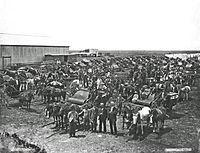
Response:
[80, 49, 99, 56]
[0, 44, 70, 69]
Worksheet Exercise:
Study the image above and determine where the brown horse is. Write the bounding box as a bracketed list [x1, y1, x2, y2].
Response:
[19, 91, 34, 109]
[150, 106, 169, 133]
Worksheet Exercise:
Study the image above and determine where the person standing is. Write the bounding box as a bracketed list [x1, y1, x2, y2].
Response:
[68, 104, 78, 138]
[83, 72, 88, 88]
[98, 103, 107, 133]
[90, 105, 98, 132]
[108, 101, 118, 136]
[116, 94, 124, 116]
[79, 105, 90, 131]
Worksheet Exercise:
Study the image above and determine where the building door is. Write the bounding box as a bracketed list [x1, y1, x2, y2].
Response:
[2, 56, 11, 69]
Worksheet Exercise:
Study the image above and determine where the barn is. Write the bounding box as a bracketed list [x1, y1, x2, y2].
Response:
[0, 44, 70, 69]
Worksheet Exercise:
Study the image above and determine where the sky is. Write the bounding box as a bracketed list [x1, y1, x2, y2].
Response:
[0, 0, 200, 50]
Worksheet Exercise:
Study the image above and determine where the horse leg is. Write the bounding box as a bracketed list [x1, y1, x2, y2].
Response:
[156, 121, 159, 133]
[153, 121, 156, 133]
[147, 117, 150, 128]
[43, 95, 46, 103]
[53, 116, 56, 125]
[161, 119, 164, 129]
[55, 116, 58, 128]
[29, 100, 31, 109]
[141, 122, 144, 135]
[61, 115, 64, 130]
[122, 116, 125, 130]
[57, 116, 60, 129]
[45, 108, 48, 117]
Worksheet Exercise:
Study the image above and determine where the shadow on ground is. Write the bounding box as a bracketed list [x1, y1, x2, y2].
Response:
[168, 112, 185, 120]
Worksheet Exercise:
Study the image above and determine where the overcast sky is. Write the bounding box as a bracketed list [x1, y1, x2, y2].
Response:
[1, 0, 200, 50]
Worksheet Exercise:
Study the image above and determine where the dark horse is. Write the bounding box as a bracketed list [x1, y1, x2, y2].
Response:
[4, 83, 20, 98]
[19, 91, 34, 109]
[4, 69, 17, 78]
[150, 106, 169, 133]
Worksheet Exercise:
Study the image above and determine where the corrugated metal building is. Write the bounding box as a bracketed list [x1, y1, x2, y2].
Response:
[0, 44, 70, 69]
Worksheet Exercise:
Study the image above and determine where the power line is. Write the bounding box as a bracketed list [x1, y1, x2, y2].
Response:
[0, 33, 49, 37]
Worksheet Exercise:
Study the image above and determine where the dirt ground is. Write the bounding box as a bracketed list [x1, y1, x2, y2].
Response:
[1, 81, 200, 153]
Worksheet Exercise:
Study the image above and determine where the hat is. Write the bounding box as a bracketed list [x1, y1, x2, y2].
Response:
[100, 103, 104, 106]
[110, 101, 115, 106]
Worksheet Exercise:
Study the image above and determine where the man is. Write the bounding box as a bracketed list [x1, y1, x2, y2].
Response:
[79, 105, 90, 131]
[94, 92, 102, 107]
[68, 104, 78, 137]
[181, 85, 191, 101]
[108, 101, 118, 136]
[98, 103, 107, 133]
[90, 105, 98, 132]
[116, 94, 124, 116]
[15, 75, 20, 91]
[83, 72, 88, 88]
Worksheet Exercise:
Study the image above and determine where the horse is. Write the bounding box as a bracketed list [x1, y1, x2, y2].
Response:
[150, 106, 169, 133]
[47, 87, 69, 102]
[132, 107, 151, 136]
[45, 103, 54, 118]
[18, 91, 34, 109]
[122, 105, 135, 130]
[26, 78, 35, 90]
[27, 68, 38, 76]
[51, 103, 62, 128]
[57, 102, 72, 130]
[4, 69, 17, 78]
[4, 83, 20, 98]
[36, 86, 52, 103]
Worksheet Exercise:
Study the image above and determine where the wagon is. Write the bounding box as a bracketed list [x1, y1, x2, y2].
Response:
[133, 89, 155, 107]
[163, 92, 179, 111]
[67, 88, 90, 105]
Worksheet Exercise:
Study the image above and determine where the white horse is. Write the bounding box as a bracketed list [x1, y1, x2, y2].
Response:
[133, 107, 152, 135]
[26, 78, 35, 90]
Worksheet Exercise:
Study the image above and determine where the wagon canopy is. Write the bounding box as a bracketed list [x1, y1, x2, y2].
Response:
[49, 81, 63, 86]
[67, 89, 89, 105]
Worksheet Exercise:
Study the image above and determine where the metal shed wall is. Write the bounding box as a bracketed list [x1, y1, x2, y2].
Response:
[0, 45, 69, 69]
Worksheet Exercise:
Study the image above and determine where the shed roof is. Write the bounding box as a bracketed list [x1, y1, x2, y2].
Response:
[0, 44, 70, 48]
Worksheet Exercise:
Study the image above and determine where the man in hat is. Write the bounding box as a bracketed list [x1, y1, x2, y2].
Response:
[108, 101, 118, 136]
[90, 105, 98, 132]
[68, 104, 78, 137]
[98, 103, 107, 133]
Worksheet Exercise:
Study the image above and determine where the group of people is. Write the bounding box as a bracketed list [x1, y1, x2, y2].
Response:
[67, 100, 119, 137]
[0, 54, 199, 138]
[62, 56, 198, 137]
